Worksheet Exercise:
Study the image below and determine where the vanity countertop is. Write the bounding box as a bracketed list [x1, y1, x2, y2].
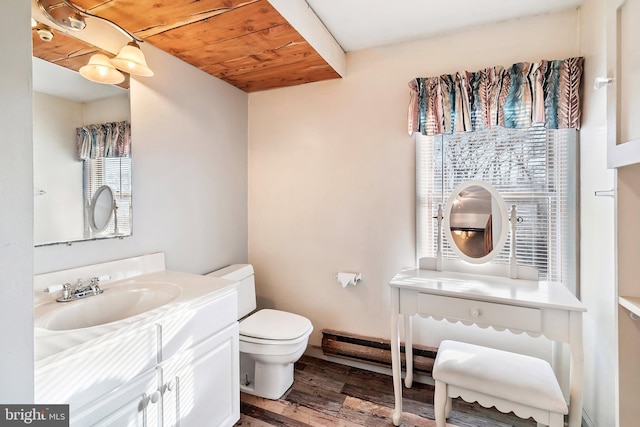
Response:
[390, 267, 586, 312]
[34, 270, 237, 363]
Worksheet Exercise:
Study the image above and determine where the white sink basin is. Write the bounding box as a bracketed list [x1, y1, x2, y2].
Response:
[34, 268, 238, 361]
[35, 281, 181, 331]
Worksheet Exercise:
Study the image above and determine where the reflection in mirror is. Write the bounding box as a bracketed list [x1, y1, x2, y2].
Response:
[444, 180, 508, 264]
[88, 185, 114, 233]
[33, 57, 131, 246]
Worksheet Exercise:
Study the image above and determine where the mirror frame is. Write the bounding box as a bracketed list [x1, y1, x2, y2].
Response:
[88, 185, 115, 233]
[443, 180, 509, 264]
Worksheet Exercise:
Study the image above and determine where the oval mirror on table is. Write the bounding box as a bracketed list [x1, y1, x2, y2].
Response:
[443, 180, 508, 264]
[88, 185, 115, 234]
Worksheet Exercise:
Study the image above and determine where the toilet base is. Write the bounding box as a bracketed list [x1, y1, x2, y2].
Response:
[239, 352, 295, 400]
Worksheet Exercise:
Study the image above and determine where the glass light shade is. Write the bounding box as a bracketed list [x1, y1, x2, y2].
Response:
[79, 54, 125, 85]
[111, 42, 154, 77]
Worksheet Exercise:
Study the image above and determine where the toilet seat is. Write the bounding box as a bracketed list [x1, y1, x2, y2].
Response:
[240, 309, 312, 342]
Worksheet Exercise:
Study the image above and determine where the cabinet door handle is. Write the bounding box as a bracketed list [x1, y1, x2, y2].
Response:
[139, 393, 150, 410]
[149, 390, 161, 404]
[162, 380, 175, 394]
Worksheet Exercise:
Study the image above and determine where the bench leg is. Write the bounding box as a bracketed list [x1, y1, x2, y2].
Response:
[434, 380, 448, 427]
[548, 412, 564, 427]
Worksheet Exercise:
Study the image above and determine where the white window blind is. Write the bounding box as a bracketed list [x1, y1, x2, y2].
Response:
[416, 125, 578, 292]
[83, 157, 132, 235]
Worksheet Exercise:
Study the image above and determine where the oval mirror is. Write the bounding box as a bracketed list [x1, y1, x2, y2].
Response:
[88, 185, 115, 233]
[443, 180, 508, 264]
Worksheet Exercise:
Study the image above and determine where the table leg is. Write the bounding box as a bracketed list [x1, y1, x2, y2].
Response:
[390, 288, 402, 426]
[404, 315, 413, 388]
[551, 341, 567, 396]
[568, 311, 584, 427]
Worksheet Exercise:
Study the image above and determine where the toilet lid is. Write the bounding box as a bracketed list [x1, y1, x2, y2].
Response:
[240, 309, 312, 341]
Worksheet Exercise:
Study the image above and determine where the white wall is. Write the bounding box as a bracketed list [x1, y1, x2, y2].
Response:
[83, 94, 130, 125]
[34, 44, 249, 276]
[33, 92, 85, 244]
[0, 0, 34, 402]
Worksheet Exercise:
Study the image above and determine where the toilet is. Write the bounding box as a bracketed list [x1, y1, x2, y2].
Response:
[207, 264, 313, 400]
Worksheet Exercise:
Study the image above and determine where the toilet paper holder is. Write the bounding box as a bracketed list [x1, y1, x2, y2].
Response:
[335, 272, 362, 288]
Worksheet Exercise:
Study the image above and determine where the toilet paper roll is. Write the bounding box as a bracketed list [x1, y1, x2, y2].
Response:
[336, 272, 360, 288]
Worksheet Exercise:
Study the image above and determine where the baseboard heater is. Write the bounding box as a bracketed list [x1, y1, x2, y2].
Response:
[321, 329, 437, 374]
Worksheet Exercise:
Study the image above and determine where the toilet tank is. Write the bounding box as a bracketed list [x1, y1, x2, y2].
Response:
[206, 264, 256, 319]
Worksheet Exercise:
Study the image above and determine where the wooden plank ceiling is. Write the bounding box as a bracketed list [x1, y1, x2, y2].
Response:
[32, 0, 342, 92]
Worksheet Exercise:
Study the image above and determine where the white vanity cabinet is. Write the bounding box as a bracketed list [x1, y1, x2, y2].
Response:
[71, 370, 160, 427]
[157, 289, 239, 427]
[35, 283, 239, 427]
[160, 323, 239, 426]
[34, 322, 159, 415]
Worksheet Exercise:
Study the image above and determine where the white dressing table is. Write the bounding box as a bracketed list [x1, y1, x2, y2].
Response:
[389, 267, 586, 427]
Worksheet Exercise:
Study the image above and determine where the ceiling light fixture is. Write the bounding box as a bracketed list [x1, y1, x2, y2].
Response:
[36, 0, 153, 83]
[79, 54, 125, 85]
[110, 41, 154, 77]
[37, 0, 85, 31]
[453, 230, 477, 239]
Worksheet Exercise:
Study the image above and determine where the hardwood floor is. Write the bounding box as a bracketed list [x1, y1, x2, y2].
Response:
[235, 356, 537, 427]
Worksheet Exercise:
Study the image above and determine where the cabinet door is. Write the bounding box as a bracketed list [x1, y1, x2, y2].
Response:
[607, 0, 640, 167]
[35, 322, 158, 410]
[159, 288, 237, 362]
[71, 369, 160, 427]
[161, 322, 239, 427]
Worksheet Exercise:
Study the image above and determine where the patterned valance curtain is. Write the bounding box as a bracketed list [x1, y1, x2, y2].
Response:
[408, 57, 584, 136]
[77, 121, 131, 160]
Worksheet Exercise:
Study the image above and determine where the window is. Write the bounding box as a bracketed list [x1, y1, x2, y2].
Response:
[416, 125, 578, 292]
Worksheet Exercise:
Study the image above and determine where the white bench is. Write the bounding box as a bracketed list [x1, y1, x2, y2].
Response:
[432, 340, 568, 427]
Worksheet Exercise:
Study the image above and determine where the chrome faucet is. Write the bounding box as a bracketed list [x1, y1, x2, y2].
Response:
[45, 276, 105, 302]
[72, 278, 103, 299]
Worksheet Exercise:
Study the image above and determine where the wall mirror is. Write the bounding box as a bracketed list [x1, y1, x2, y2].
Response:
[33, 57, 132, 246]
[443, 180, 508, 264]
